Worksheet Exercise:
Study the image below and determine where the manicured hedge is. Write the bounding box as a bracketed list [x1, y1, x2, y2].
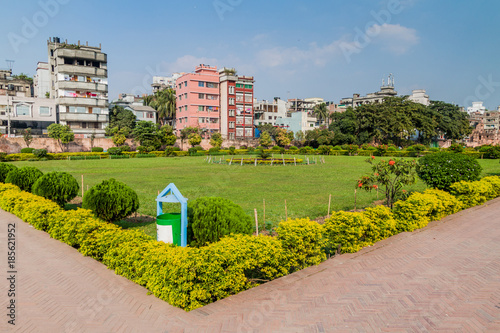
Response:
[1, 175, 499, 311]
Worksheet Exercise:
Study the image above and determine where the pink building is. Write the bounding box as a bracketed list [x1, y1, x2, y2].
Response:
[175, 65, 220, 137]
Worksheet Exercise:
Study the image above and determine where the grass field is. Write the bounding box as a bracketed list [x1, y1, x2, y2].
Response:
[11, 155, 499, 236]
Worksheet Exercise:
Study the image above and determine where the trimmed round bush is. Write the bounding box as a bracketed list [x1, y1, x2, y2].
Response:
[188, 197, 253, 246]
[32, 172, 79, 207]
[91, 147, 104, 152]
[21, 147, 34, 154]
[0, 163, 17, 182]
[417, 152, 482, 191]
[107, 147, 122, 155]
[5, 166, 43, 192]
[33, 149, 48, 158]
[82, 178, 139, 222]
[119, 145, 131, 152]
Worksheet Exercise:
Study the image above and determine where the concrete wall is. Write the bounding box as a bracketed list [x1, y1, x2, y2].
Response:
[0, 137, 260, 154]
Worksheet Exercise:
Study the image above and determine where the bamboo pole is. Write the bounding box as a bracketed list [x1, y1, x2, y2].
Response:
[354, 189, 357, 211]
[263, 199, 266, 223]
[327, 194, 331, 218]
[254, 209, 259, 236]
[81, 175, 84, 197]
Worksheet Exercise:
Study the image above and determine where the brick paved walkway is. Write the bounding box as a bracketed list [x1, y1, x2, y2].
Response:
[2, 199, 500, 332]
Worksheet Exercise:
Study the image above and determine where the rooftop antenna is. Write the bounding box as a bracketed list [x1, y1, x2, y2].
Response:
[5, 60, 14, 73]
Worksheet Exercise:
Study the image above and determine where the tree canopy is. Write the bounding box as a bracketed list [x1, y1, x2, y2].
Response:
[106, 106, 136, 136]
[143, 88, 176, 126]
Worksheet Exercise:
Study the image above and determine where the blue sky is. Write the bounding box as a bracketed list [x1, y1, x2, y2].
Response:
[1, 0, 499, 109]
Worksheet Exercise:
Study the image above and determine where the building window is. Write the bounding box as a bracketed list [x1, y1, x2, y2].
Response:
[236, 94, 244, 102]
[198, 106, 204, 111]
[229, 110, 235, 117]
[245, 128, 252, 137]
[229, 132, 235, 140]
[236, 116, 244, 125]
[184, 81, 187, 87]
[206, 82, 218, 88]
[245, 93, 252, 102]
[245, 117, 252, 125]
[229, 86, 235, 94]
[245, 84, 253, 89]
[16, 104, 30, 116]
[229, 98, 235, 105]
[185, 106, 188, 111]
[39, 106, 50, 116]
[229, 121, 235, 129]
[198, 81, 204, 87]
[236, 128, 244, 137]
[184, 93, 187, 99]
[198, 93, 204, 99]
[236, 83, 243, 88]
[77, 106, 86, 113]
[206, 94, 218, 100]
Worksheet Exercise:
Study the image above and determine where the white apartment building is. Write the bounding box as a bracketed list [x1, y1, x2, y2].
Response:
[48, 37, 109, 137]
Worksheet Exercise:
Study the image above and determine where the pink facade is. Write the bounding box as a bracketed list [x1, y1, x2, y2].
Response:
[175, 65, 220, 137]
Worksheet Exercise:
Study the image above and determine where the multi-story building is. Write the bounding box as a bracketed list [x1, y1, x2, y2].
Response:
[151, 73, 184, 93]
[219, 68, 254, 140]
[467, 101, 486, 114]
[175, 65, 220, 137]
[47, 37, 109, 137]
[408, 89, 430, 106]
[0, 69, 56, 135]
[253, 98, 288, 126]
[340, 74, 398, 108]
[465, 111, 500, 147]
[34, 62, 50, 98]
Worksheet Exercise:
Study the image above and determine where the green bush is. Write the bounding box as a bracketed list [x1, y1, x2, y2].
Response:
[32, 172, 79, 207]
[91, 147, 104, 152]
[33, 149, 48, 158]
[276, 218, 325, 270]
[165, 146, 180, 156]
[271, 145, 281, 151]
[289, 145, 298, 150]
[429, 147, 440, 152]
[21, 147, 34, 154]
[0, 163, 17, 182]
[208, 147, 220, 154]
[317, 145, 333, 155]
[82, 178, 139, 222]
[107, 147, 122, 155]
[5, 166, 43, 192]
[119, 145, 131, 152]
[323, 211, 372, 253]
[448, 143, 464, 153]
[188, 197, 253, 246]
[449, 180, 495, 209]
[416, 152, 482, 191]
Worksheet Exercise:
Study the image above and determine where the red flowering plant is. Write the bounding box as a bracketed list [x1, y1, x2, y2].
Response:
[357, 157, 417, 208]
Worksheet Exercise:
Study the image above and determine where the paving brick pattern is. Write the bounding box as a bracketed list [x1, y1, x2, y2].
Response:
[1, 199, 500, 332]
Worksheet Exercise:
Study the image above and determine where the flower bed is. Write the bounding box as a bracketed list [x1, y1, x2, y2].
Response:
[224, 158, 305, 165]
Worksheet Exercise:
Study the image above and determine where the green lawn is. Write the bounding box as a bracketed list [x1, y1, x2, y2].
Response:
[11, 155, 500, 236]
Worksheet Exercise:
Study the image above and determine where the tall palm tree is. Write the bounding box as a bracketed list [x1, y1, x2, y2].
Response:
[313, 103, 329, 126]
[144, 88, 176, 126]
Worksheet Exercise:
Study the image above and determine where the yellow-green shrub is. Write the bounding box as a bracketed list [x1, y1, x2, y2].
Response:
[46, 208, 104, 247]
[422, 189, 462, 220]
[449, 180, 495, 208]
[323, 211, 373, 253]
[480, 176, 500, 197]
[362, 205, 397, 239]
[276, 218, 326, 270]
[392, 192, 434, 232]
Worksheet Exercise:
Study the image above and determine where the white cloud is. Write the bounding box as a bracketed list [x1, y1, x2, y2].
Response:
[368, 23, 419, 54]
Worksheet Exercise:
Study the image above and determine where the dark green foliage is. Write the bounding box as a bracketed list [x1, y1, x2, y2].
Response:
[478, 145, 500, 159]
[91, 147, 104, 152]
[5, 166, 43, 192]
[448, 143, 464, 153]
[257, 149, 271, 159]
[187, 197, 253, 246]
[317, 145, 333, 155]
[21, 147, 34, 154]
[107, 147, 122, 155]
[82, 178, 139, 222]
[417, 152, 482, 191]
[32, 172, 79, 207]
[33, 149, 48, 158]
[119, 145, 131, 152]
[165, 146, 180, 156]
[0, 163, 17, 182]
[208, 147, 220, 154]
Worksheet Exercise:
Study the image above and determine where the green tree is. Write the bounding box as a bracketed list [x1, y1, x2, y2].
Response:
[188, 133, 202, 147]
[132, 121, 162, 150]
[304, 127, 334, 147]
[158, 125, 177, 146]
[32, 172, 79, 207]
[23, 128, 33, 148]
[275, 128, 291, 147]
[429, 101, 472, 141]
[105, 106, 136, 137]
[144, 88, 176, 126]
[47, 123, 74, 152]
[112, 133, 127, 146]
[257, 124, 278, 137]
[209, 132, 223, 148]
[313, 103, 329, 126]
[259, 131, 272, 148]
[180, 127, 199, 149]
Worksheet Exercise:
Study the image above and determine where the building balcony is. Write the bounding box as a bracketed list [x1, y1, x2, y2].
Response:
[57, 97, 108, 108]
[59, 112, 109, 123]
[56, 64, 107, 77]
[56, 48, 107, 62]
[57, 81, 108, 93]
